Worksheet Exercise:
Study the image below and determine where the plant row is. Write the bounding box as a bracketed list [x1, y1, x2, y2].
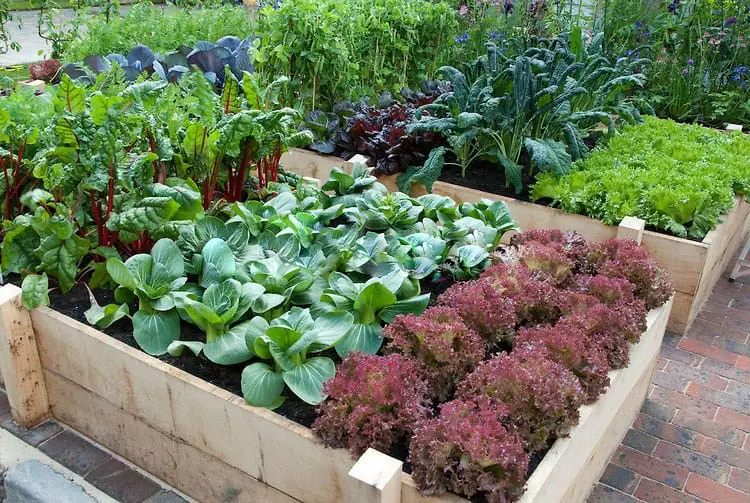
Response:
[532, 116, 750, 240]
[71, 166, 517, 408]
[313, 229, 674, 501]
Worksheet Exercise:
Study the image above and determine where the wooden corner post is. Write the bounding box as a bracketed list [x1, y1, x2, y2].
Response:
[348, 448, 403, 503]
[0, 284, 49, 427]
[617, 216, 646, 245]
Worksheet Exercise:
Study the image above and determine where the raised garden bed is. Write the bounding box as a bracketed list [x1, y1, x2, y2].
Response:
[0, 281, 672, 503]
[280, 150, 749, 335]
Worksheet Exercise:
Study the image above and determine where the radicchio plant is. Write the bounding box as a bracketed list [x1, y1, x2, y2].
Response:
[383, 306, 486, 401]
[512, 229, 592, 274]
[435, 279, 516, 346]
[312, 353, 431, 456]
[515, 322, 611, 403]
[574, 274, 647, 337]
[559, 306, 634, 368]
[409, 397, 528, 503]
[518, 241, 574, 286]
[456, 351, 584, 451]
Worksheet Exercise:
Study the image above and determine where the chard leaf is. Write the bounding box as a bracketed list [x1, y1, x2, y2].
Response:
[21, 273, 49, 310]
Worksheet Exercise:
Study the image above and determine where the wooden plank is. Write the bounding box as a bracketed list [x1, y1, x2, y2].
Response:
[666, 292, 693, 335]
[520, 298, 673, 503]
[0, 285, 49, 427]
[45, 371, 298, 503]
[640, 231, 708, 297]
[617, 217, 645, 245]
[349, 448, 403, 503]
[32, 307, 364, 503]
[280, 148, 357, 180]
[430, 181, 618, 243]
[690, 198, 750, 325]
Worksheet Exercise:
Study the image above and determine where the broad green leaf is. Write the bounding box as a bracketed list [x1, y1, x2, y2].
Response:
[204, 320, 256, 365]
[380, 294, 430, 323]
[150, 239, 185, 290]
[307, 311, 354, 351]
[167, 340, 205, 358]
[282, 357, 335, 405]
[335, 323, 383, 357]
[132, 310, 181, 356]
[242, 362, 285, 408]
[201, 238, 236, 287]
[21, 273, 49, 310]
[84, 295, 129, 328]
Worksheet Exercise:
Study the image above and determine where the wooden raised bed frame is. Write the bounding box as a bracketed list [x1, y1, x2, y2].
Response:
[280, 148, 750, 335]
[0, 280, 672, 502]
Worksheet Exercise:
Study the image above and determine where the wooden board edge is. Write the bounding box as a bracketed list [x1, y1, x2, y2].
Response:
[45, 369, 300, 503]
[519, 298, 672, 503]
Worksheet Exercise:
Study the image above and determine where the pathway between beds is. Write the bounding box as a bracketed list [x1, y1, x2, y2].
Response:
[589, 254, 750, 503]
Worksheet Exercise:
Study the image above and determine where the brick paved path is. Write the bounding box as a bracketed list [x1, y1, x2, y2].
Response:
[589, 263, 750, 502]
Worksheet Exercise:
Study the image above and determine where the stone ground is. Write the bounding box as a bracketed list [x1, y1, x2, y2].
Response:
[0, 390, 191, 503]
[589, 257, 750, 502]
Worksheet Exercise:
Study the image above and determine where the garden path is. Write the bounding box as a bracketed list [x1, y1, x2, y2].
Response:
[590, 253, 750, 502]
[0, 4, 131, 66]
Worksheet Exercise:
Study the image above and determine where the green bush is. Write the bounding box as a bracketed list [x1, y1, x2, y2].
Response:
[63, 2, 253, 61]
[254, 0, 458, 110]
[532, 116, 750, 239]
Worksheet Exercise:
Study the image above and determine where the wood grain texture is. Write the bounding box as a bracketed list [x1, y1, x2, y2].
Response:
[0, 284, 49, 426]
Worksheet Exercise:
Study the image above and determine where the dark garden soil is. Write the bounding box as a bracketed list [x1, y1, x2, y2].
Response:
[19, 275, 552, 485]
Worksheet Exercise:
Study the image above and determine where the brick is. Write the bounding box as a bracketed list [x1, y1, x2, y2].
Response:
[634, 478, 704, 503]
[706, 374, 730, 391]
[661, 340, 702, 367]
[701, 438, 750, 472]
[656, 357, 668, 371]
[641, 397, 677, 422]
[39, 430, 111, 476]
[688, 318, 748, 345]
[613, 445, 689, 489]
[678, 338, 739, 365]
[686, 382, 750, 414]
[588, 483, 640, 503]
[635, 413, 704, 450]
[650, 386, 719, 418]
[738, 356, 750, 372]
[0, 418, 62, 447]
[725, 340, 750, 358]
[673, 410, 745, 447]
[684, 473, 750, 503]
[720, 308, 750, 333]
[728, 468, 750, 494]
[716, 407, 750, 432]
[600, 464, 641, 494]
[653, 440, 730, 482]
[657, 359, 730, 392]
[85, 458, 161, 503]
[622, 429, 658, 454]
[701, 358, 750, 385]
